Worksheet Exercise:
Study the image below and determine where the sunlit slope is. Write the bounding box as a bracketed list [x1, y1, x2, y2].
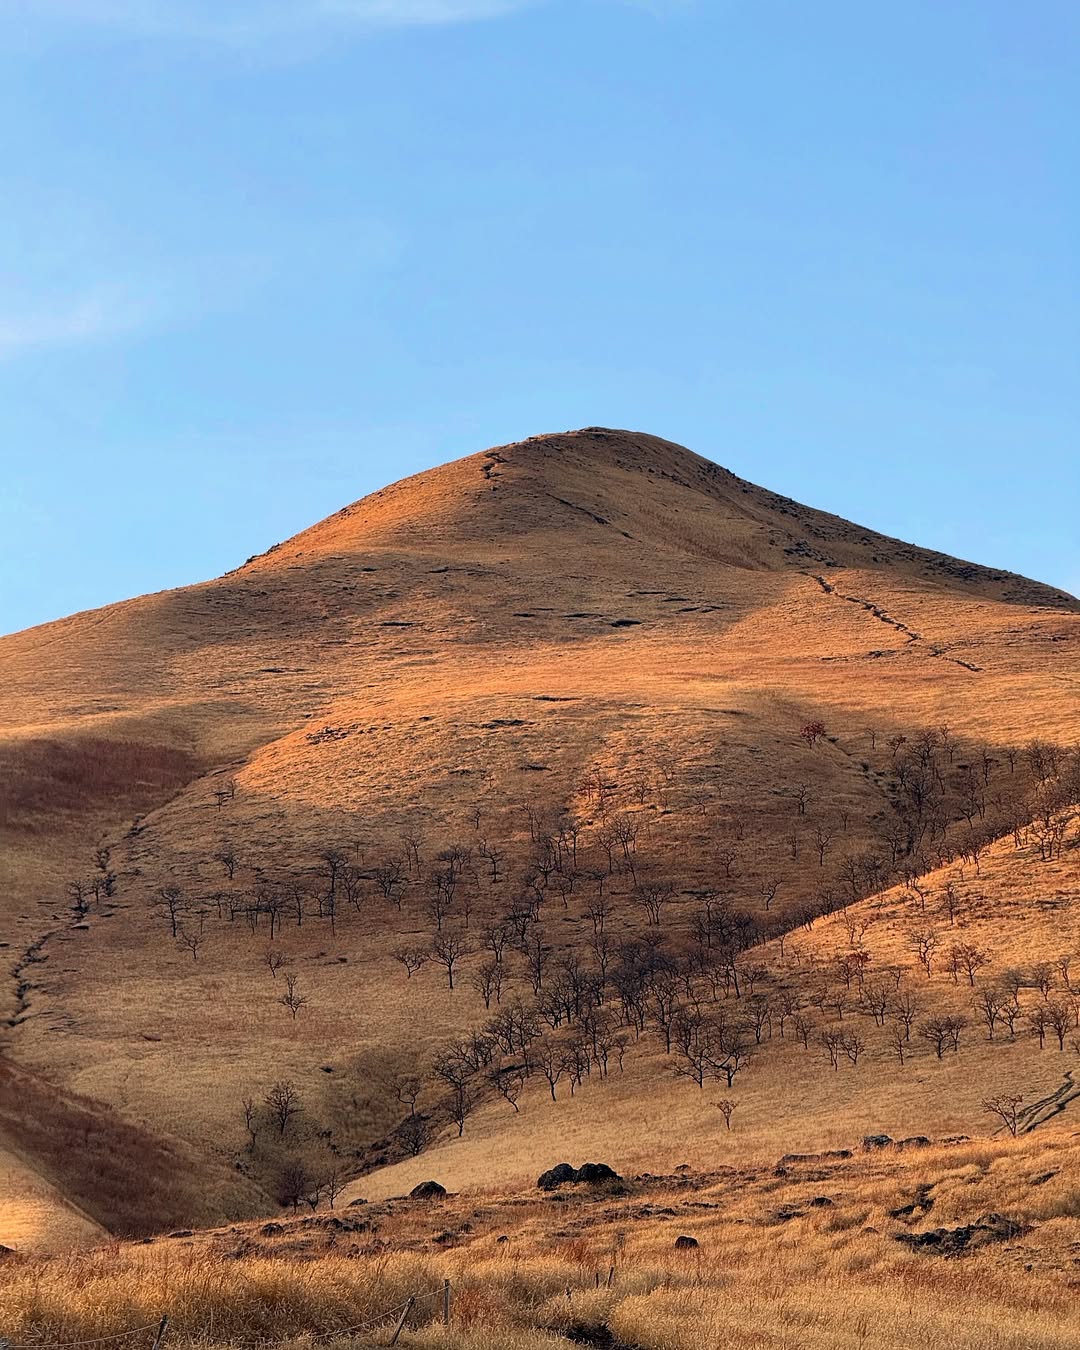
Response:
[0, 427, 1076, 1247]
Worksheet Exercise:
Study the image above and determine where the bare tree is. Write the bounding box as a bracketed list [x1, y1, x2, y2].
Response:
[471, 959, 504, 1009]
[265, 1079, 302, 1136]
[890, 992, 919, 1042]
[280, 973, 309, 1020]
[715, 1098, 737, 1130]
[490, 1067, 525, 1112]
[638, 881, 673, 927]
[974, 988, 1006, 1040]
[536, 1040, 566, 1100]
[154, 885, 187, 938]
[982, 1093, 1024, 1137]
[1044, 1000, 1072, 1051]
[948, 942, 989, 987]
[394, 1073, 422, 1117]
[323, 1169, 347, 1209]
[215, 844, 239, 880]
[910, 928, 938, 978]
[177, 927, 202, 962]
[400, 1114, 428, 1155]
[433, 1054, 475, 1136]
[241, 1095, 258, 1148]
[392, 946, 429, 979]
[264, 948, 290, 980]
[433, 932, 470, 990]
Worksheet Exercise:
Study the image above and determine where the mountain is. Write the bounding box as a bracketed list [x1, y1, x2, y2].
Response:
[1, 428, 1077, 1250]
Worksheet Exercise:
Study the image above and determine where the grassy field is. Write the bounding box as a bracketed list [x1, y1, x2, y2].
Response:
[1, 1128, 1077, 1350]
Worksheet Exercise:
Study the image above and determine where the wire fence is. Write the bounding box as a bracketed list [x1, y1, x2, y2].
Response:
[0, 1283, 451, 1350]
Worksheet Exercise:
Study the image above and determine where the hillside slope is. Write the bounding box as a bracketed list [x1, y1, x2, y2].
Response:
[1, 428, 1077, 1247]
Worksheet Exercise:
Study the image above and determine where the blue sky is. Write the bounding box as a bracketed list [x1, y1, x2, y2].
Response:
[1, 0, 1077, 634]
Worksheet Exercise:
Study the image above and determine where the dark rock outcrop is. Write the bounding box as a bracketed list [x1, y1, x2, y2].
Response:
[894, 1212, 1030, 1257]
[410, 1180, 447, 1200]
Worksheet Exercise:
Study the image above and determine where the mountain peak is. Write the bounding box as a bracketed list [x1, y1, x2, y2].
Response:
[240, 429, 1075, 611]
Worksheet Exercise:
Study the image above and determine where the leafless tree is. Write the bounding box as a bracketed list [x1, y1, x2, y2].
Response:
[433, 932, 469, 990]
[154, 885, 187, 938]
[323, 1169, 346, 1209]
[821, 1028, 844, 1070]
[471, 959, 504, 1009]
[264, 948, 289, 980]
[536, 1040, 566, 1100]
[999, 997, 1022, 1039]
[1044, 999, 1072, 1051]
[982, 1093, 1024, 1136]
[394, 1073, 422, 1116]
[478, 840, 505, 884]
[490, 1066, 525, 1112]
[265, 1079, 302, 1136]
[400, 1114, 428, 1155]
[177, 927, 202, 961]
[215, 845, 239, 879]
[948, 942, 989, 987]
[392, 946, 429, 979]
[241, 1095, 258, 1148]
[842, 1031, 865, 1065]
[280, 973, 309, 1020]
[910, 928, 938, 978]
[890, 992, 919, 1042]
[638, 881, 673, 927]
[792, 1013, 815, 1049]
[715, 1098, 737, 1130]
[974, 988, 1006, 1040]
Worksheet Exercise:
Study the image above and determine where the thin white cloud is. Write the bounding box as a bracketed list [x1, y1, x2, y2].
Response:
[0, 0, 540, 40]
[0, 288, 151, 359]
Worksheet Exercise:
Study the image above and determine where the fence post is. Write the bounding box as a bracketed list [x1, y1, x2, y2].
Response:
[151, 1316, 169, 1350]
[442, 1280, 451, 1326]
[389, 1297, 414, 1346]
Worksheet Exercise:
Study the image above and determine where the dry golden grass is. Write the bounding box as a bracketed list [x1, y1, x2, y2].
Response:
[0, 429, 1077, 1254]
[1, 1130, 1077, 1349]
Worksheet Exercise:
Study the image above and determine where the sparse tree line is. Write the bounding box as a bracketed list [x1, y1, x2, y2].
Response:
[67, 725, 1077, 1193]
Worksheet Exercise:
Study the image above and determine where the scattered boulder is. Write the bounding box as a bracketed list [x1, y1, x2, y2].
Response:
[896, 1136, 931, 1151]
[347, 1198, 368, 1207]
[575, 1162, 621, 1185]
[538, 1163, 578, 1191]
[538, 1162, 622, 1190]
[894, 1213, 1030, 1257]
[862, 1135, 894, 1151]
[410, 1181, 447, 1201]
[167, 1230, 193, 1239]
[809, 1196, 834, 1208]
[1032, 1171, 1058, 1186]
[674, 1235, 699, 1250]
[259, 1222, 284, 1237]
